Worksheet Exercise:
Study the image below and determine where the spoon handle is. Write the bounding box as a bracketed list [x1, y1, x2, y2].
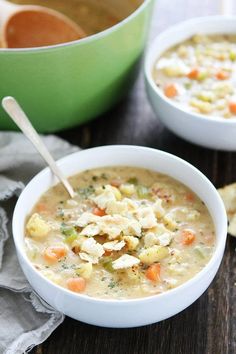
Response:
[2, 96, 75, 198]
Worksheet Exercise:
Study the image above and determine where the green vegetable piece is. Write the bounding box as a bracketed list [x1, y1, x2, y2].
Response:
[196, 91, 214, 103]
[61, 225, 78, 244]
[103, 260, 115, 273]
[194, 246, 205, 259]
[230, 50, 236, 61]
[127, 177, 138, 185]
[65, 234, 78, 244]
[197, 72, 207, 81]
[137, 185, 150, 199]
[184, 82, 192, 90]
[100, 257, 115, 273]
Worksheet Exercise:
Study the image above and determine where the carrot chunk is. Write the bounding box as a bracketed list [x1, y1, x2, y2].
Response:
[67, 277, 86, 293]
[229, 101, 236, 115]
[145, 263, 161, 282]
[43, 246, 67, 263]
[187, 68, 199, 80]
[216, 71, 229, 80]
[164, 84, 178, 98]
[110, 179, 122, 188]
[36, 203, 48, 213]
[104, 250, 112, 256]
[93, 207, 106, 217]
[185, 192, 195, 202]
[182, 230, 195, 245]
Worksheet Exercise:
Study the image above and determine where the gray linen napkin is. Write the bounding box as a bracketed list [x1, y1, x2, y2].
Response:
[0, 132, 79, 354]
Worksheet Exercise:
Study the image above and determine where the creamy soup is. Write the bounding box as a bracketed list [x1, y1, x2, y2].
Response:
[25, 167, 215, 300]
[11, 0, 143, 36]
[153, 34, 236, 119]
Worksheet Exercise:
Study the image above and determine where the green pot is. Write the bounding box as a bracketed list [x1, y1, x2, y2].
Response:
[0, 0, 154, 132]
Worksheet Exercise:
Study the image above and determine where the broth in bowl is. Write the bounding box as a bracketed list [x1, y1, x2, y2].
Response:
[153, 34, 236, 119]
[25, 166, 215, 300]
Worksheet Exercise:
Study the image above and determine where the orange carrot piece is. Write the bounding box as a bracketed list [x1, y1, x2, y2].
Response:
[43, 246, 67, 263]
[145, 263, 161, 282]
[104, 250, 112, 256]
[93, 207, 106, 217]
[67, 277, 86, 293]
[185, 192, 195, 202]
[187, 68, 199, 80]
[164, 84, 178, 98]
[110, 179, 122, 188]
[216, 71, 229, 80]
[36, 203, 48, 213]
[229, 101, 236, 115]
[182, 230, 195, 245]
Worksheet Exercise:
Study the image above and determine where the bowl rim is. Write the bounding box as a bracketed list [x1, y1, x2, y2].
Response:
[13, 145, 227, 305]
[144, 15, 236, 125]
[0, 0, 153, 53]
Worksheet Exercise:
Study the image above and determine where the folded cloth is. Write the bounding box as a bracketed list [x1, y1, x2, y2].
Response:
[0, 132, 79, 354]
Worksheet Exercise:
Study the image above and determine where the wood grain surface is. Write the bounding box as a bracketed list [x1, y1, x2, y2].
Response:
[32, 1, 236, 353]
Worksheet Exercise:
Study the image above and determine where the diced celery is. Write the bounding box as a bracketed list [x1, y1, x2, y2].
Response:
[65, 234, 78, 244]
[230, 50, 236, 61]
[137, 185, 150, 199]
[103, 260, 115, 273]
[196, 91, 214, 103]
[194, 245, 210, 259]
[197, 72, 208, 81]
[100, 257, 115, 273]
[61, 225, 78, 244]
[184, 82, 192, 90]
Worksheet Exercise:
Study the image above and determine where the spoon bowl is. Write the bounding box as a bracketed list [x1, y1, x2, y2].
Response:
[0, 0, 86, 48]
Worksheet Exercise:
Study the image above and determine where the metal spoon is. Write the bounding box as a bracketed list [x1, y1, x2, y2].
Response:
[0, 0, 86, 48]
[2, 96, 75, 198]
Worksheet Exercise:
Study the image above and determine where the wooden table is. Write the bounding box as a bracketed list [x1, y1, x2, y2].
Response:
[32, 1, 236, 353]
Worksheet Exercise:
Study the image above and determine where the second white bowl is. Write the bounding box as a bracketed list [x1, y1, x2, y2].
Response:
[145, 16, 236, 151]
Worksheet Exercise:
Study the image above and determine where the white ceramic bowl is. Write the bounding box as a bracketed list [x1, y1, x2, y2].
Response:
[12, 145, 227, 328]
[145, 16, 236, 151]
